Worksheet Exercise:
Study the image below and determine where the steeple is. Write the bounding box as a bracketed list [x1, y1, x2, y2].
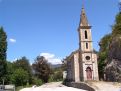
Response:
[78, 5, 93, 52]
[80, 6, 90, 27]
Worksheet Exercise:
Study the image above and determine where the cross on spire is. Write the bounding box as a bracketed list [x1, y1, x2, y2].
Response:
[80, 6, 89, 27]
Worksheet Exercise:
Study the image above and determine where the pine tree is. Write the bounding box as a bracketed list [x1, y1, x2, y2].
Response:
[0, 27, 7, 83]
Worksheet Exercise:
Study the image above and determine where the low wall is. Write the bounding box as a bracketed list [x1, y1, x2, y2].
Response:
[64, 82, 95, 91]
[0, 85, 15, 91]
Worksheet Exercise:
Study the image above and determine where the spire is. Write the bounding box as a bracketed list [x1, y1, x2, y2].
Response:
[80, 6, 89, 27]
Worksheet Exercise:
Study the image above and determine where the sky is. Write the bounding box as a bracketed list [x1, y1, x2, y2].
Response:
[0, 0, 120, 64]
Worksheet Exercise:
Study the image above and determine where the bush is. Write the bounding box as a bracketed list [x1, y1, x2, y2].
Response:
[10, 68, 29, 86]
[53, 71, 63, 81]
[32, 77, 43, 86]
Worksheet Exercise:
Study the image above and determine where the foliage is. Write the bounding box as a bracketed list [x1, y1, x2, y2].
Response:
[5, 62, 14, 84]
[13, 57, 31, 74]
[0, 27, 7, 61]
[112, 13, 121, 37]
[98, 34, 111, 80]
[98, 52, 107, 79]
[0, 27, 7, 83]
[99, 34, 111, 52]
[16, 86, 24, 91]
[16, 85, 33, 91]
[98, 11, 121, 80]
[11, 68, 29, 86]
[61, 59, 67, 71]
[31, 76, 43, 86]
[49, 67, 63, 82]
[49, 59, 67, 82]
[32, 56, 52, 83]
[13, 57, 32, 84]
[52, 70, 63, 81]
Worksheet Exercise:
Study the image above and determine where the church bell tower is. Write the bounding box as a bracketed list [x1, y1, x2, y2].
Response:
[78, 6, 93, 53]
[78, 6, 99, 81]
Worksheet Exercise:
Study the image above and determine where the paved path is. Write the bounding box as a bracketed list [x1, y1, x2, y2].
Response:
[20, 81, 121, 91]
[20, 82, 86, 91]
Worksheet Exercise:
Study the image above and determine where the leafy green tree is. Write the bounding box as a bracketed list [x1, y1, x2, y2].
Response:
[31, 76, 43, 86]
[32, 56, 52, 83]
[112, 12, 121, 37]
[105, 12, 121, 82]
[49, 66, 63, 82]
[53, 71, 63, 81]
[61, 59, 67, 71]
[98, 9, 121, 81]
[13, 57, 32, 84]
[0, 27, 7, 83]
[11, 68, 29, 86]
[6, 62, 14, 84]
[98, 34, 111, 80]
[99, 34, 111, 52]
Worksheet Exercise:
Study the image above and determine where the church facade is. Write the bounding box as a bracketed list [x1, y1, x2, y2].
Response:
[66, 7, 99, 82]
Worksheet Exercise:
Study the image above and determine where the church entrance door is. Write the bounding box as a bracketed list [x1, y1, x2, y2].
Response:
[86, 67, 92, 80]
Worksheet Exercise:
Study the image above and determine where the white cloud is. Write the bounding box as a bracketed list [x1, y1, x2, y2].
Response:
[40, 53, 62, 64]
[9, 38, 16, 43]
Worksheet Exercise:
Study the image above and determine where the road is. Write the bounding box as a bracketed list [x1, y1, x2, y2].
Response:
[20, 81, 121, 91]
[20, 82, 86, 91]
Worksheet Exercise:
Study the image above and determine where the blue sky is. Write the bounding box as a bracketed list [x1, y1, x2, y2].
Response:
[0, 0, 119, 64]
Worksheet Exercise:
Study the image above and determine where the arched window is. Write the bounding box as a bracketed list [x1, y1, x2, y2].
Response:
[86, 43, 88, 49]
[85, 30, 88, 39]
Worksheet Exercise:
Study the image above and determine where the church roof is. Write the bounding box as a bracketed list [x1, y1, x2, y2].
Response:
[66, 49, 79, 60]
[80, 7, 89, 26]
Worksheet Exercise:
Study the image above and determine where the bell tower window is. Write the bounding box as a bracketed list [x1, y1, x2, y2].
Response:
[85, 30, 88, 39]
[86, 43, 88, 49]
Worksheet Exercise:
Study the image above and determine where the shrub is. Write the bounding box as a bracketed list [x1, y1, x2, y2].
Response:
[10, 68, 29, 86]
[31, 77, 43, 86]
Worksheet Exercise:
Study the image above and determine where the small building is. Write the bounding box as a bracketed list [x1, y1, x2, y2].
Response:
[66, 6, 99, 82]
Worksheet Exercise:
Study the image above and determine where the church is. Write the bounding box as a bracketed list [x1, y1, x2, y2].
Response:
[66, 6, 99, 82]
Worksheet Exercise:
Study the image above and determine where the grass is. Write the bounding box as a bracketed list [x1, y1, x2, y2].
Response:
[16, 85, 33, 91]
[16, 86, 24, 91]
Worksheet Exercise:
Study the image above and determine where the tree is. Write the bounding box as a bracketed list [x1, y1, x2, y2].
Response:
[112, 12, 121, 37]
[0, 27, 7, 83]
[32, 56, 52, 83]
[52, 69, 63, 82]
[11, 68, 29, 86]
[6, 62, 14, 84]
[98, 7, 121, 81]
[104, 12, 121, 82]
[98, 34, 111, 80]
[13, 57, 32, 84]
[61, 59, 67, 71]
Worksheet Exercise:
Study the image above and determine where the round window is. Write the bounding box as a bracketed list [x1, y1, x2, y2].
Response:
[85, 56, 90, 60]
